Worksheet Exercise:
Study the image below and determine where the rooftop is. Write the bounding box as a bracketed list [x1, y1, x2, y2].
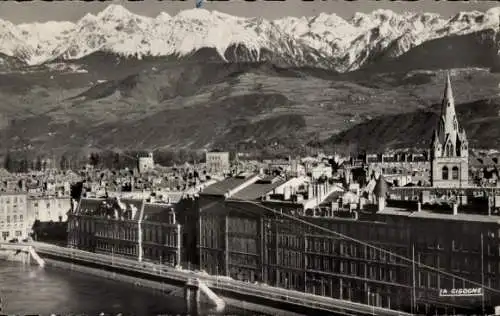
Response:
[201, 174, 257, 196]
[0, 192, 27, 196]
[231, 176, 287, 201]
[378, 206, 500, 223]
[73, 197, 175, 222]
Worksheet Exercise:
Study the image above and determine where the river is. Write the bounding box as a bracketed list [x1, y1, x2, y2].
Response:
[0, 261, 265, 316]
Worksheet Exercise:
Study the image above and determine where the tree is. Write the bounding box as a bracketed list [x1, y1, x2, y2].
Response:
[3, 152, 13, 172]
[35, 156, 42, 171]
[19, 157, 29, 173]
[113, 153, 120, 170]
[70, 181, 84, 201]
[89, 152, 100, 168]
[60, 154, 69, 170]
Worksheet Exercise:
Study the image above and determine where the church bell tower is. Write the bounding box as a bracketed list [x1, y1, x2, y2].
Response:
[430, 73, 469, 188]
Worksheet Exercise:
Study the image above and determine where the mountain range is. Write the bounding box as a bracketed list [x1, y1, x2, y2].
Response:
[1, 5, 500, 158]
[3, 5, 500, 71]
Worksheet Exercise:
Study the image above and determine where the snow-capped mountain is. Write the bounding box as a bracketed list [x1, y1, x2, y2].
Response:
[1, 4, 500, 72]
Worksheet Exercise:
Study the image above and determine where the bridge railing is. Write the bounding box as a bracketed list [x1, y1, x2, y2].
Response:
[34, 243, 411, 316]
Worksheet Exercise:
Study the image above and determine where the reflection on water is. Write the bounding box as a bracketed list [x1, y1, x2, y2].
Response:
[0, 261, 238, 316]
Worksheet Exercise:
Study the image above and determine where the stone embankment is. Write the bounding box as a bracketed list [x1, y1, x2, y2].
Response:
[0, 243, 45, 266]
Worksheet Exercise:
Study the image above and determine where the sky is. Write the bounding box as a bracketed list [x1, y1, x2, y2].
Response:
[0, 0, 498, 23]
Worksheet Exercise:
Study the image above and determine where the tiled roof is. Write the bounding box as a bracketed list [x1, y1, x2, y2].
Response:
[231, 178, 287, 201]
[117, 198, 144, 220]
[76, 198, 103, 215]
[470, 156, 500, 167]
[142, 203, 174, 222]
[410, 210, 500, 223]
[320, 190, 344, 205]
[75, 197, 176, 223]
[201, 177, 251, 196]
[379, 207, 500, 223]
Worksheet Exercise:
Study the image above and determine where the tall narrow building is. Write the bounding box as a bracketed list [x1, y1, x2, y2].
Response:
[430, 73, 469, 188]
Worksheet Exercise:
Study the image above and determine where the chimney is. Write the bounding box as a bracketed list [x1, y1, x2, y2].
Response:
[130, 204, 138, 219]
[284, 186, 291, 200]
[359, 199, 365, 210]
[417, 201, 421, 212]
[452, 203, 458, 216]
[488, 196, 493, 216]
[377, 196, 386, 212]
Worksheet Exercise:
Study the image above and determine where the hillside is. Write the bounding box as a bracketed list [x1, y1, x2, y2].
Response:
[0, 52, 25, 72]
[1, 62, 500, 156]
[359, 29, 500, 74]
[326, 98, 500, 152]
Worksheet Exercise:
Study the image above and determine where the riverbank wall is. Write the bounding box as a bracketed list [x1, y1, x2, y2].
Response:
[44, 258, 180, 294]
[0, 248, 30, 263]
[42, 257, 303, 316]
[0, 243, 45, 267]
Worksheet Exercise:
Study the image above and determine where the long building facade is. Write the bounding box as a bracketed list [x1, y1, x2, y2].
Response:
[198, 173, 500, 314]
[67, 197, 184, 266]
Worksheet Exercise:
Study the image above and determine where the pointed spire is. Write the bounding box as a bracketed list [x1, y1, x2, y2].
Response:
[432, 129, 439, 143]
[443, 72, 454, 106]
[374, 174, 388, 198]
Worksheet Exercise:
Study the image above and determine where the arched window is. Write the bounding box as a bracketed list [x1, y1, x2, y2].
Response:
[452, 166, 459, 180]
[442, 166, 449, 180]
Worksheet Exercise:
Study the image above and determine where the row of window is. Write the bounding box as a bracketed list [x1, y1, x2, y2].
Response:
[142, 247, 177, 266]
[96, 241, 137, 256]
[229, 253, 258, 267]
[95, 225, 137, 241]
[0, 215, 24, 223]
[228, 237, 257, 254]
[302, 222, 408, 243]
[0, 196, 25, 204]
[200, 218, 222, 249]
[0, 230, 23, 240]
[266, 269, 400, 309]
[228, 266, 257, 283]
[227, 217, 258, 235]
[32, 202, 63, 209]
[143, 229, 178, 247]
[200, 250, 223, 275]
[270, 249, 303, 268]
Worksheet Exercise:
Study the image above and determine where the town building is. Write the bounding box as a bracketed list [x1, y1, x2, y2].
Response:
[67, 196, 197, 267]
[27, 197, 71, 224]
[138, 153, 155, 174]
[206, 151, 230, 175]
[194, 76, 500, 314]
[309, 162, 333, 180]
[0, 193, 30, 241]
[365, 152, 430, 186]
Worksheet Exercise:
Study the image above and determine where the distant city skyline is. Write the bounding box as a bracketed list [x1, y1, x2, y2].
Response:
[0, 0, 498, 24]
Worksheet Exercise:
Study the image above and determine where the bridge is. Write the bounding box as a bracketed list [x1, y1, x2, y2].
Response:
[30, 241, 412, 316]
